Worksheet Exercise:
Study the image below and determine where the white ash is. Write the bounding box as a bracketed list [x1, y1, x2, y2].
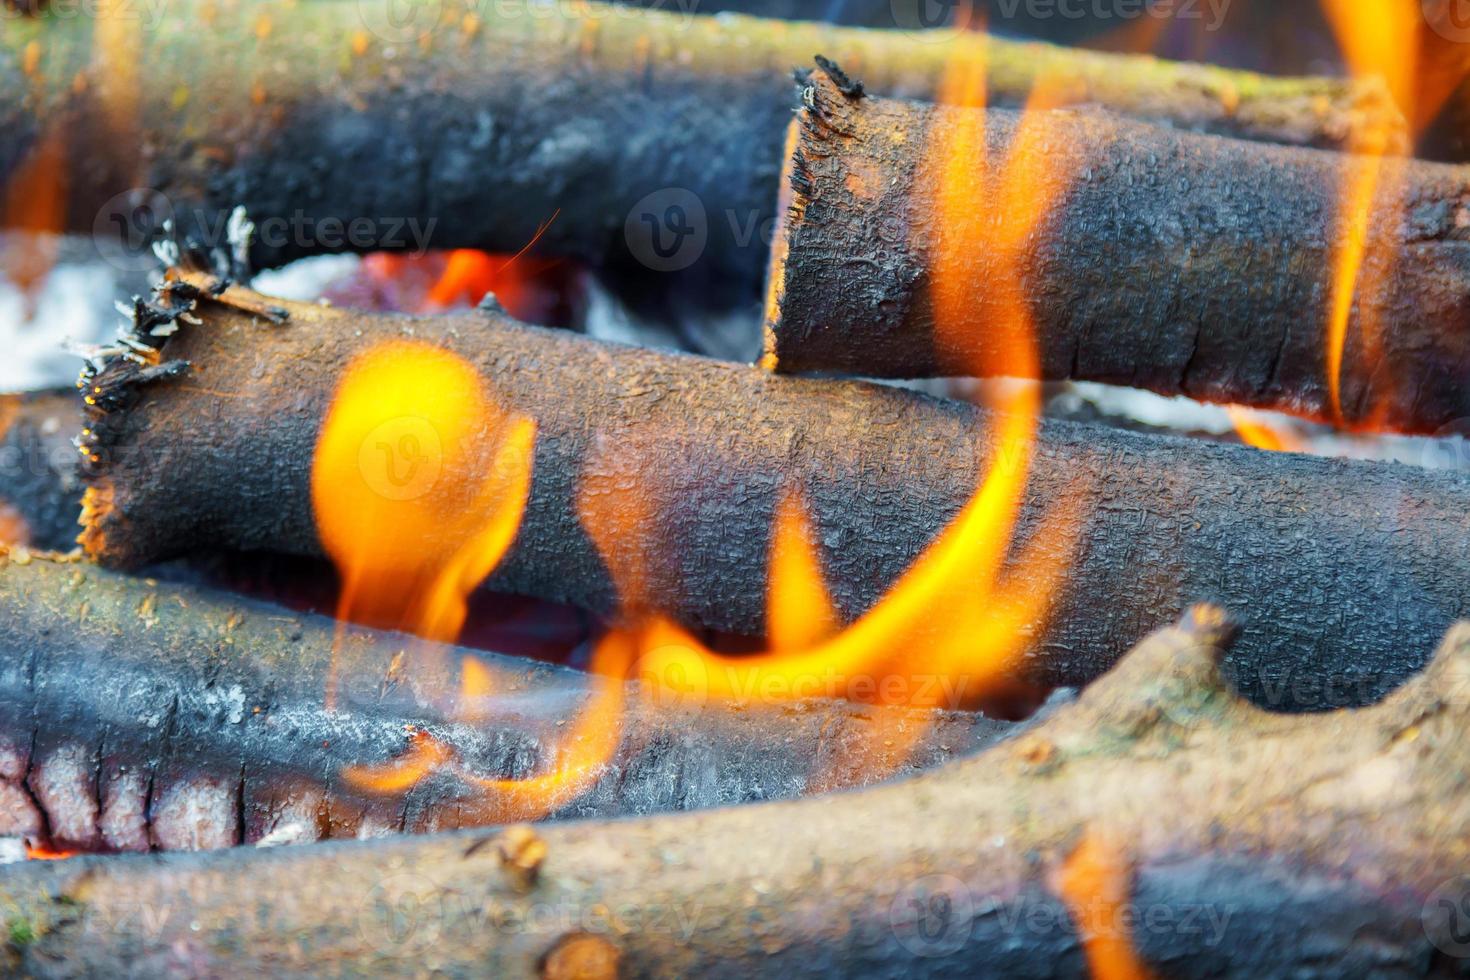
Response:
[150, 777, 237, 852]
[0, 838, 26, 864]
[255, 822, 313, 849]
[0, 232, 149, 391]
[253, 788, 324, 848]
[356, 816, 400, 841]
[251, 254, 360, 300]
[203, 683, 248, 725]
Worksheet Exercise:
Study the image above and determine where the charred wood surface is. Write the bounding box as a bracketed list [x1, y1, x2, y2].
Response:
[5, 612, 1470, 977]
[0, 0, 1403, 309]
[0, 555, 1008, 853]
[0, 389, 81, 552]
[765, 69, 1470, 435]
[76, 276, 1470, 710]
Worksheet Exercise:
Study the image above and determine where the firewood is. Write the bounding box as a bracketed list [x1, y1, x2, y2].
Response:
[5, 610, 1468, 977]
[763, 67, 1470, 435]
[0, 389, 80, 552]
[0, 554, 1011, 853]
[1, 0, 1401, 307]
[75, 274, 1470, 711]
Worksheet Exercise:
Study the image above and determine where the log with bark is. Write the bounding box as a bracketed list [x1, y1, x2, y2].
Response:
[0, 0, 1403, 312]
[0, 389, 80, 552]
[75, 274, 1470, 710]
[4, 611, 1469, 977]
[0, 553, 1015, 854]
[763, 66, 1470, 435]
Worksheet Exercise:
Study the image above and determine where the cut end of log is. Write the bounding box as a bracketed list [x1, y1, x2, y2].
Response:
[761, 63, 875, 376]
[759, 116, 805, 374]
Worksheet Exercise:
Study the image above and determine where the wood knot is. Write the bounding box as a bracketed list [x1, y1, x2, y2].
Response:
[539, 932, 621, 980]
[495, 824, 548, 891]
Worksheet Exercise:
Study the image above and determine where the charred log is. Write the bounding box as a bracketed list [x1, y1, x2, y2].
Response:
[0, 0, 1403, 312]
[0, 554, 1013, 854]
[0, 389, 80, 552]
[764, 68, 1470, 436]
[4, 612, 1469, 977]
[75, 275, 1470, 710]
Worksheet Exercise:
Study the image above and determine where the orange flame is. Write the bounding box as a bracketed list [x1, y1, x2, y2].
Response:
[576, 57, 1081, 786]
[1056, 832, 1154, 980]
[342, 633, 631, 824]
[1318, 0, 1428, 428]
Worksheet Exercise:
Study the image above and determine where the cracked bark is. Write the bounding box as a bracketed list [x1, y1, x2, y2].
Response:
[4, 611, 1468, 977]
[76, 275, 1470, 710]
[763, 68, 1470, 435]
[0, 555, 1014, 853]
[0, 0, 1404, 312]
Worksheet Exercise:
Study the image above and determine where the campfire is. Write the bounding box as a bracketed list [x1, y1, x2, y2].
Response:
[1, 0, 1469, 975]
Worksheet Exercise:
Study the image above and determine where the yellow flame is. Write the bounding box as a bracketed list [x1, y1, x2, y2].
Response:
[312, 339, 536, 645]
[1056, 831, 1154, 980]
[1225, 406, 1306, 454]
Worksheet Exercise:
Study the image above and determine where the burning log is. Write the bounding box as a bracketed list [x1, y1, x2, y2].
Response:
[0, 0, 1402, 306]
[0, 389, 80, 552]
[5, 610, 1469, 976]
[0, 554, 1013, 854]
[77, 275, 1470, 710]
[763, 67, 1470, 435]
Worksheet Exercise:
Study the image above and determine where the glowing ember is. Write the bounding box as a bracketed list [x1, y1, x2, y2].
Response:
[421, 213, 563, 316]
[24, 842, 78, 861]
[1225, 406, 1306, 454]
[1056, 832, 1153, 980]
